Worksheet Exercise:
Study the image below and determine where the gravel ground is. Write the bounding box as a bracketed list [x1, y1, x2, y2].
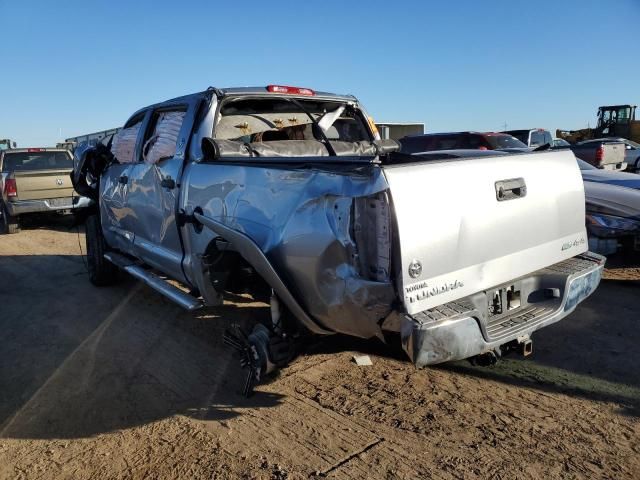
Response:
[0, 217, 638, 479]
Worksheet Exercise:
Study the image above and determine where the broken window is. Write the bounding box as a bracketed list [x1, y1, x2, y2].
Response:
[213, 98, 373, 157]
[143, 111, 186, 165]
[111, 120, 142, 164]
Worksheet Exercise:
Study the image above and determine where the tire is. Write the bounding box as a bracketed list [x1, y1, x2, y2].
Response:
[85, 214, 119, 286]
[0, 203, 20, 234]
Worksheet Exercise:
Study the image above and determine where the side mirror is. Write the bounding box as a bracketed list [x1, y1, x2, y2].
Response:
[12, 142, 16, 148]
[373, 139, 400, 155]
[201, 137, 221, 161]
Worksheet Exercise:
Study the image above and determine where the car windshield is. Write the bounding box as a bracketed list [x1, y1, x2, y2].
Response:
[1, 151, 73, 172]
[577, 158, 596, 170]
[214, 97, 373, 158]
[484, 134, 527, 149]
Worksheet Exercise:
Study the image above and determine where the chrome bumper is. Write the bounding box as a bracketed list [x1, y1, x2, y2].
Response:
[400, 253, 605, 367]
[6, 196, 92, 215]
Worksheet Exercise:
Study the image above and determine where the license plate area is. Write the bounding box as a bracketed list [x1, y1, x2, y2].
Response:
[48, 197, 73, 207]
[488, 283, 523, 318]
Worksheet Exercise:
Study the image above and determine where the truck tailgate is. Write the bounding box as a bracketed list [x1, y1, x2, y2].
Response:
[12, 169, 74, 201]
[598, 143, 625, 168]
[383, 150, 588, 315]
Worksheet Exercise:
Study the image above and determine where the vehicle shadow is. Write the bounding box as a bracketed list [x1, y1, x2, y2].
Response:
[13, 212, 84, 234]
[305, 277, 640, 418]
[0, 254, 283, 440]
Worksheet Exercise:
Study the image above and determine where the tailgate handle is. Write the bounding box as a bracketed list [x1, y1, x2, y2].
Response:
[495, 177, 526, 201]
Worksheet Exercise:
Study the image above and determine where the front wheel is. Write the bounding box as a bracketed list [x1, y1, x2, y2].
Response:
[0, 203, 20, 234]
[85, 214, 119, 286]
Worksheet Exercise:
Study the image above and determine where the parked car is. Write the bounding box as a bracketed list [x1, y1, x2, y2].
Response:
[571, 139, 627, 171]
[553, 138, 571, 149]
[583, 181, 640, 256]
[0, 147, 91, 233]
[576, 137, 640, 173]
[502, 128, 553, 148]
[399, 131, 530, 154]
[72, 85, 604, 392]
[577, 158, 640, 189]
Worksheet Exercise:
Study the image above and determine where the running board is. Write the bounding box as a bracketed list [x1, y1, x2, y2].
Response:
[104, 252, 203, 311]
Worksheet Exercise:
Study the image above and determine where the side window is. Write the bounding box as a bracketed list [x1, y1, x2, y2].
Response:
[111, 115, 144, 164]
[143, 110, 186, 165]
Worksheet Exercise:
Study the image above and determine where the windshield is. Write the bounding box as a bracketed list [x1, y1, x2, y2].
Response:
[214, 97, 373, 158]
[1, 151, 73, 172]
[577, 158, 596, 170]
[484, 134, 528, 149]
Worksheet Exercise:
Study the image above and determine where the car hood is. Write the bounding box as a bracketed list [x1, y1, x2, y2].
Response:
[584, 180, 640, 218]
[581, 169, 640, 190]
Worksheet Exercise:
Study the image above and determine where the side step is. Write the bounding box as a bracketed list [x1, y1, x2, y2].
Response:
[104, 252, 203, 311]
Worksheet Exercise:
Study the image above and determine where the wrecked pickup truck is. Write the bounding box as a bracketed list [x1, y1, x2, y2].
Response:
[72, 85, 604, 390]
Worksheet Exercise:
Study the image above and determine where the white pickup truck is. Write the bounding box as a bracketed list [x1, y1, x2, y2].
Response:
[73, 85, 604, 390]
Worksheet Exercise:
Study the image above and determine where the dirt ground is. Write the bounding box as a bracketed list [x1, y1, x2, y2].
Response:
[1, 217, 639, 480]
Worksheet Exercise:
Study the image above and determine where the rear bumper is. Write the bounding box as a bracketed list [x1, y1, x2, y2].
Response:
[5, 196, 92, 215]
[400, 253, 605, 366]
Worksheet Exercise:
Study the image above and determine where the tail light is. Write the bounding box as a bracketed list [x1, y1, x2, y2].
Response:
[5, 178, 17, 197]
[595, 146, 604, 162]
[267, 85, 315, 96]
[351, 192, 391, 282]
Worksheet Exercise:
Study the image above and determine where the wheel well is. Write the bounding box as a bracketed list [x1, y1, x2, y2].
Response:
[203, 237, 271, 300]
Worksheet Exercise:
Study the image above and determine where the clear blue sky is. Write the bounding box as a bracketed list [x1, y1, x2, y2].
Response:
[1, 0, 639, 146]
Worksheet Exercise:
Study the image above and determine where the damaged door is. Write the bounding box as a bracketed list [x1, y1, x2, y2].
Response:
[100, 113, 148, 255]
[125, 102, 197, 282]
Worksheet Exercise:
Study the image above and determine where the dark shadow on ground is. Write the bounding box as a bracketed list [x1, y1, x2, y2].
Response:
[13, 212, 84, 234]
[0, 254, 282, 440]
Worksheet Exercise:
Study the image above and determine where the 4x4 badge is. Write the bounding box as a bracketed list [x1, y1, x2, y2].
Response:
[56, 179, 64, 186]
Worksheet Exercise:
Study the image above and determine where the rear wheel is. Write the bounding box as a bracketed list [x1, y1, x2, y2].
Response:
[85, 214, 119, 286]
[0, 203, 20, 234]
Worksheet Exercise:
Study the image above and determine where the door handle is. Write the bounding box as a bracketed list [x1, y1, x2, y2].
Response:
[119, 175, 128, 185]
[161, 177, 176, 189]
[495, 177, 526, 201]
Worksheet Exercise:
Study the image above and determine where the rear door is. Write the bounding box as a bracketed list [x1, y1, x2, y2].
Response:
[383, 150, 588, 314]
[126, 100, 198, 282]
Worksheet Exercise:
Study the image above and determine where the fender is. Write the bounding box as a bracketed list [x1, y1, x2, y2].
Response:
[193, 212, 333, 335]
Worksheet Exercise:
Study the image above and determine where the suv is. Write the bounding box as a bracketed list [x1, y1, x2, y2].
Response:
[73, 85, 603, 391]
[399, 131, 529, 154]
[0, 147, 91, 233]
[502, 129, 553, 148]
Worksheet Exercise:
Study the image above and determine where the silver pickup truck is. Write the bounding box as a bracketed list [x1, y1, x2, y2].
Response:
[571, 140, 627, 171]
[72, 85, 604, 389]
